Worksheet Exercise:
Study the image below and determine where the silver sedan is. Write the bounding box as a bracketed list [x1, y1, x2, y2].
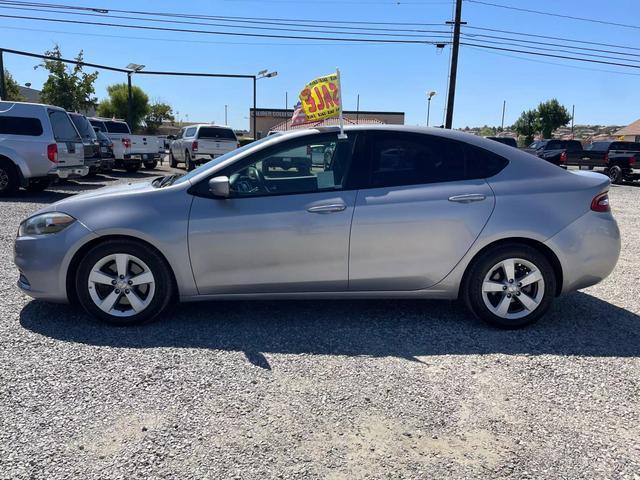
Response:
[14, 126, 620, 328]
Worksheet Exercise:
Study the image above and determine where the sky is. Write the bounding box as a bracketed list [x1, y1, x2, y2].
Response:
[1, 0, 639, 130]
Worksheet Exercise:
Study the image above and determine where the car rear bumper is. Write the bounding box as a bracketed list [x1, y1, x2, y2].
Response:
[544, 210, 621, 293]
[126, 153, 160, 162]
[14, 221, 97, 303]
[48, 165, 89, 179]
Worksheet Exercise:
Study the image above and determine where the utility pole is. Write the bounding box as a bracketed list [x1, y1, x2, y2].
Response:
[445, 0, 464, 129]
[501, 100, 506, 130]
[571, 104, 575, 138]
[0, 49, 5, 100]
[356, 94, 360, 124]
[285, 91, 288, 110]
[224, 104, 228, 125]
[127, 72, 133, 130]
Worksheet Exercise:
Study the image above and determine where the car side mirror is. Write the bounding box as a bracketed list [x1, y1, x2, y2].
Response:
[209, 176, 230, 198]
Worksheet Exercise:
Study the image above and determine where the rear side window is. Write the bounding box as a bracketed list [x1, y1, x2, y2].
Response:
[69, 114, 97, 140]
[586, 142, 610, 151]
[185, 127, 197, 137]
[104, 121, 130, 134]
[367, 132, 507, 188]
[611, 142, 640, 151]
[49, 110, 80, 142]
[197, 127, 236, 140]
[0, 116, 43, 136]
[546, 140, 562, 150]
[89, 119, 106, 132]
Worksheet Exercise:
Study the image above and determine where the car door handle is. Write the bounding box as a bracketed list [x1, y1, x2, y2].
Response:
[448, 194, 486, 203]
[307, 203, 347, 214]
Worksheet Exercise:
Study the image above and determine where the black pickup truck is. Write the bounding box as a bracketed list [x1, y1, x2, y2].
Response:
[524, 139, 640, 183]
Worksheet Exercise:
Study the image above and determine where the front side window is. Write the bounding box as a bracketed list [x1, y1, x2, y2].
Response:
[367, 132, 505, 188]
[224, 134, 356, 197]
[49, 110, 81, 142]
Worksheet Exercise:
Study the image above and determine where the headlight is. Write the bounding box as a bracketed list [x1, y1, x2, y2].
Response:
[18, 212, 76, 237]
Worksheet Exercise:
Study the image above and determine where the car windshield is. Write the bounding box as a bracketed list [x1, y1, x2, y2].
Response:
[172, 135, 280, 186]
[70, 114, 97, 141]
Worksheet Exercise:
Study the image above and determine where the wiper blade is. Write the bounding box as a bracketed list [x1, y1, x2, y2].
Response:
[157, 173, 183, 188]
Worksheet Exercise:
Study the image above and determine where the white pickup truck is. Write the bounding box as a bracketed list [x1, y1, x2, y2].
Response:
[88, 118, 160, 172]
[170, 124, 238, 170]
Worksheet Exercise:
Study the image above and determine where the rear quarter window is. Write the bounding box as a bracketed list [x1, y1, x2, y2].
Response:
[49, 110, 80, 142]
[197, 127, 237, 140]
[0, 116, 44, 136]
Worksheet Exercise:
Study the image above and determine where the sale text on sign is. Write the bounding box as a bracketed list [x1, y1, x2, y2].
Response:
[299, 73, 341, 122]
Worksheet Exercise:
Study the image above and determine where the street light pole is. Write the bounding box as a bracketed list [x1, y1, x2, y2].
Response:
[224, 104, 228, 125]
[127, 72, 133, 129]
[0, 49, 6, 100]
[426, 91, 436, 127]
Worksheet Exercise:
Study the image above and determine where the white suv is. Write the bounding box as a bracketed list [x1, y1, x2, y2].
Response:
[0, 101, 87, 195]
[170, 124, 238, 170]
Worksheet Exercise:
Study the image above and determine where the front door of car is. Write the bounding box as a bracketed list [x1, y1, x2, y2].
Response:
[188, 133, 360, 295]
[349, 131, 499, 291]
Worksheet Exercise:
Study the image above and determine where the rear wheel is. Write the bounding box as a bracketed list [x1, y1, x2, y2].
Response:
[75, 240, 173, 325]
[463, 244, 556, 328]
[0, 159, 19, 196]
[185, 151, 195, 171]
[607, 165, 623, 184]
[144, 160, 158, 170]
[125, 164, 140, 173]
[169, 151, 177, 168]
[25, 177, 51, 192]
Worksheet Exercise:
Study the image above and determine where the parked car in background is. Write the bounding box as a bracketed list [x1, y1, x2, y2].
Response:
[0, 101, 87, 195]
[15, 126, 619, 329]
[69, 112, 101, 175]
[579, 141, 640, 184]
[486, 136, 518, 148]
[170, 124, 239, 170]
[88, 118, 160, 172]
[94, 129, 115, 172]
[523, 139, 584, 166]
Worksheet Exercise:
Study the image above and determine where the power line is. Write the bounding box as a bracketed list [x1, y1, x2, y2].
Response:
[465, 0, 640, 31]
[0, 4, 453, 38]
[460, 42, 640, 69]
[0, 13, 451, 44]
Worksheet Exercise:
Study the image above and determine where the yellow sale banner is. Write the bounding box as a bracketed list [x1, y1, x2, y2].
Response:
[298, 72, 341, 122]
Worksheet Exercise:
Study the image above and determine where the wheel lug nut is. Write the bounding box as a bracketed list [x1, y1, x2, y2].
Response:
[502, 286, 507, 290]
[125, 289, 130, 294]
[517, 282, 522, 287]
[508, 279, 514, 283]
[111, 280, 117, 285]
[119, 275, 125, 279]
[115, 289, 120, 294]
[127, 280, 133, 285]
[506, 293, 512, 298]
[516, 292, 521, 296]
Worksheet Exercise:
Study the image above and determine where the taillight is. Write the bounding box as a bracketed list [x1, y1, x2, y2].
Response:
[630, 155, 637, 165]
[237, 142, 241, 149]
[591, 192, 610, 213]
[47, 143, 58, 163]
[122, 137, 131, 149]
[604, 152, 609, 163]
[559, 151, 567, 163]
[192, 141, 198, 153]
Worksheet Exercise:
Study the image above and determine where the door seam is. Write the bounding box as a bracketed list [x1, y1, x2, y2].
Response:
[346, 189, 360, 290]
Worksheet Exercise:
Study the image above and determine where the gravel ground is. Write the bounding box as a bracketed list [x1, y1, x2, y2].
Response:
[0, 166, 638, 479]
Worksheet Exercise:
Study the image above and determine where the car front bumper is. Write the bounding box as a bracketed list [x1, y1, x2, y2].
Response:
[544, 210, 621, 293]
[14, 221, 97, 303]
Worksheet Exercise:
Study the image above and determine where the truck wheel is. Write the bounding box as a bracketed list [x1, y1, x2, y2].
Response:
[144, 161, 158, 170]
[607, 165, 623, 184]
[125, 164, 140, 173]
[169, 151, 177, 168]
[0, 159, 19, 196]
[25, 177, 51, 192]
[185, 151, 195, 171]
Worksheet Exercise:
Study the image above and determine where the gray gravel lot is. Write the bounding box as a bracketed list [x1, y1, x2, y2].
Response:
[0, 166, 638, 479]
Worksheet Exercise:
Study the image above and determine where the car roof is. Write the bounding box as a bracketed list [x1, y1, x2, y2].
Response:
[0, 100, 66, 113]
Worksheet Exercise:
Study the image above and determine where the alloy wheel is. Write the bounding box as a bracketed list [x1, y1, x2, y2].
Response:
[481, 258, 545, 320]
[87, 253, 155, 317]
[0, 167, 9, 192]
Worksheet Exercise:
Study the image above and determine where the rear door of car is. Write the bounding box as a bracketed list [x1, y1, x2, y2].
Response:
[195, 126, 237, 158]
[348, 131, 499, 291]
[48, 109, 84, 167]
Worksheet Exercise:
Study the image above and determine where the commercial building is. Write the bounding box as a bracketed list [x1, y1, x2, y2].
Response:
[249, 107, 405, 139]
[614, 119, 640, 142]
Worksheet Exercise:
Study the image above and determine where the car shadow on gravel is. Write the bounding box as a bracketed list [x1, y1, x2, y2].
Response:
[19, 291, 640, 366]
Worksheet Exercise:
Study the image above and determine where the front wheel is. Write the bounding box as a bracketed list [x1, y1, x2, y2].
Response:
[185, 151, 195, 171]
[462, 244, 556, 328]
[607, 165, 623, 184]
[169, 151, 177, 168]
[75, 240, 173, 325]
[0, 160, 19, 196]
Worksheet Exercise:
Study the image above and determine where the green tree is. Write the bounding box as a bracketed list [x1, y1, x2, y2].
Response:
[2, 69, 25, 101]
[538, 98, 571, 139]
[97, 83, 150, 132]
[144, 101, 175, 134]
[478, 125, 496, 137]
[513, 109, 541, 146]
[39, 45, 98, 111]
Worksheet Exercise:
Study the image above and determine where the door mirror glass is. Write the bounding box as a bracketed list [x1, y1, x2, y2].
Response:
[209, 176, 230, 197]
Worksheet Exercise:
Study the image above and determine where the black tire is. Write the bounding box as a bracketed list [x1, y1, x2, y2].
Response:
[185, 151, 195, 171]
[125, 164, 140, 173]
[0, 159, 19, 196]
[75, 239, 174, 325]
[25, 177, 51, 192]
[169, 151, 177, 168]
[462, 243, 557, 329]
[144, 160, 158, 170]
[607, 165, 623, 184]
